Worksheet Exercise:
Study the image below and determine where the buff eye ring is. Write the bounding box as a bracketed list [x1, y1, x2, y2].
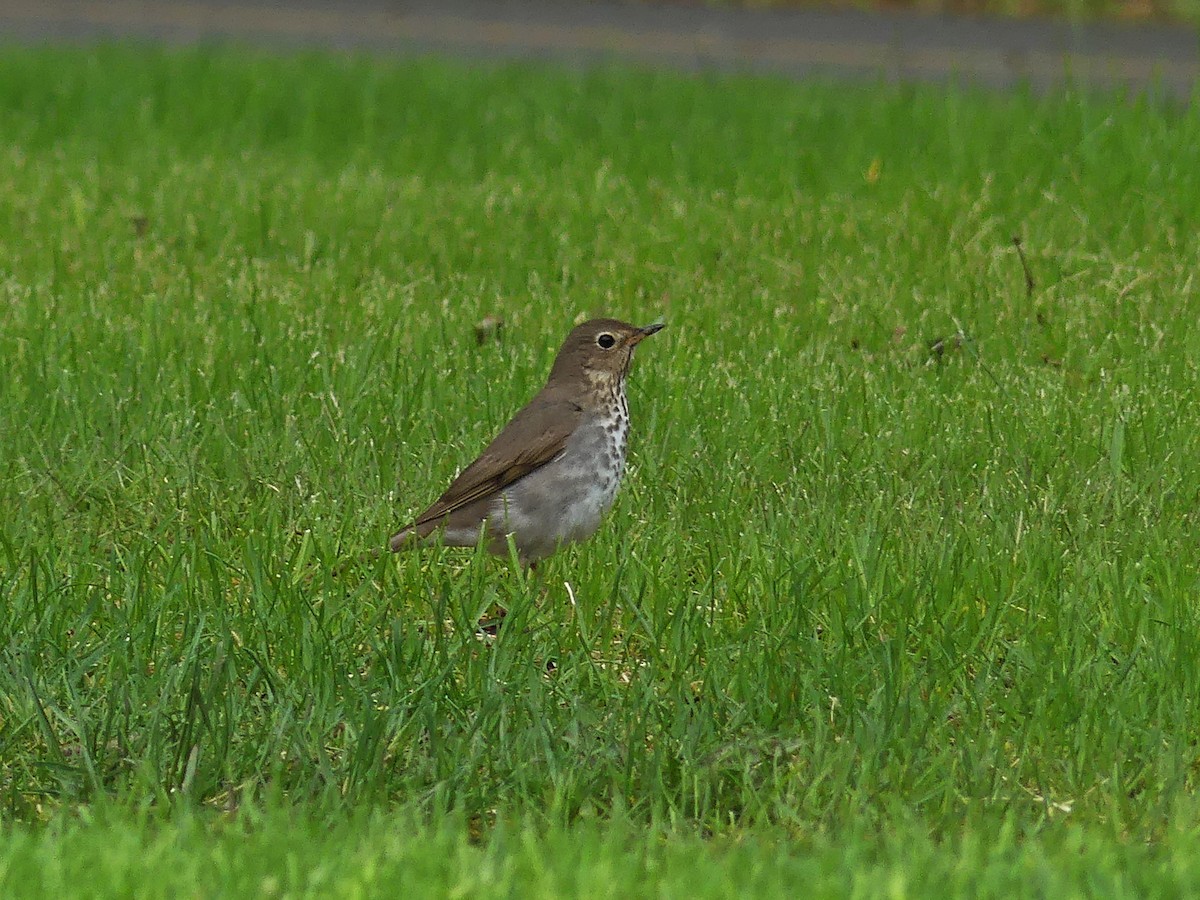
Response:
[597, 333, 616, 349]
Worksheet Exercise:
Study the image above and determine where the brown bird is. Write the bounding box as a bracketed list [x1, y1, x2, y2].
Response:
[389, 318, 664, 566]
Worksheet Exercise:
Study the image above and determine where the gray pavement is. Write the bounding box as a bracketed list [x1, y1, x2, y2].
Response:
[1, 0, 1197, 97]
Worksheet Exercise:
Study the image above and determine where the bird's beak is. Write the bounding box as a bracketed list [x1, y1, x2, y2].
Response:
[629, 322, 665, 346]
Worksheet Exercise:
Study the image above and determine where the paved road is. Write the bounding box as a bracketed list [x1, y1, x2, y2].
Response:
[2, 0, 1197, 96]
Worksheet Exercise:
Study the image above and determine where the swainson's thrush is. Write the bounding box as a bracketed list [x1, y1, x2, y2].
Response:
[389, 318, 664, 566]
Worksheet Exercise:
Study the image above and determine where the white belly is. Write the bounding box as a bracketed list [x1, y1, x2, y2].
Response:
[491, 403, 630, 563]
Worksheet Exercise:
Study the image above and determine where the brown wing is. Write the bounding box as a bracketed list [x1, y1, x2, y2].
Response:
[391, 392, 582, 544]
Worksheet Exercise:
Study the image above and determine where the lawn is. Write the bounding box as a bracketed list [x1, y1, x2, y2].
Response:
[1, 44, 1200, 895]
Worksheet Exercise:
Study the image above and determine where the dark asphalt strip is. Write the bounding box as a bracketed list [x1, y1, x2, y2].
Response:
[1, 0, 1197, 97]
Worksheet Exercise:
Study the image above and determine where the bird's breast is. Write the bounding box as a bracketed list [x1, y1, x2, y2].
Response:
[488, 393, 631, 561]
[566, 395, 630, 504]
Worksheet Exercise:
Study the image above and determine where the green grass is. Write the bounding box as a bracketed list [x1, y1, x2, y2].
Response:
[5, 802, 1200, 897]
[2, 44, 1200, 894]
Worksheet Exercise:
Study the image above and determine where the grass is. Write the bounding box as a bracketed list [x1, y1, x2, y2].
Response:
[5, 803, 1200, 897]
[1, 43, 1200, 894]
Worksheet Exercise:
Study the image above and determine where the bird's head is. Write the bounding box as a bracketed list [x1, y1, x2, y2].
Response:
[547, 318, 664, 392]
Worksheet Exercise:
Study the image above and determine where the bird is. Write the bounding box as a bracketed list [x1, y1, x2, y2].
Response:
[388, 318, 664, 567]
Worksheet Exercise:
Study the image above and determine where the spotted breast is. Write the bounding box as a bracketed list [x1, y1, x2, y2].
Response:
[487, 388, 630, 565]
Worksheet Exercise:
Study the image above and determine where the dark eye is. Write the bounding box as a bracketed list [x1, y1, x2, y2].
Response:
[597, 333, 616, 349]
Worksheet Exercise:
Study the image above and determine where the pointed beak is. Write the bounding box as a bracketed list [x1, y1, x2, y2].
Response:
[629, 322, 665, 346]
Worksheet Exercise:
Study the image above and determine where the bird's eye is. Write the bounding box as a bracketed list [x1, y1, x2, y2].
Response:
[597, 333, 616, 349]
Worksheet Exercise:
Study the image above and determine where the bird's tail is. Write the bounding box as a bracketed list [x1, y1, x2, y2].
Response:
[388, 526, 417, 553]
[389, 518, 442, 552]
[330, 546, 384, 577]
